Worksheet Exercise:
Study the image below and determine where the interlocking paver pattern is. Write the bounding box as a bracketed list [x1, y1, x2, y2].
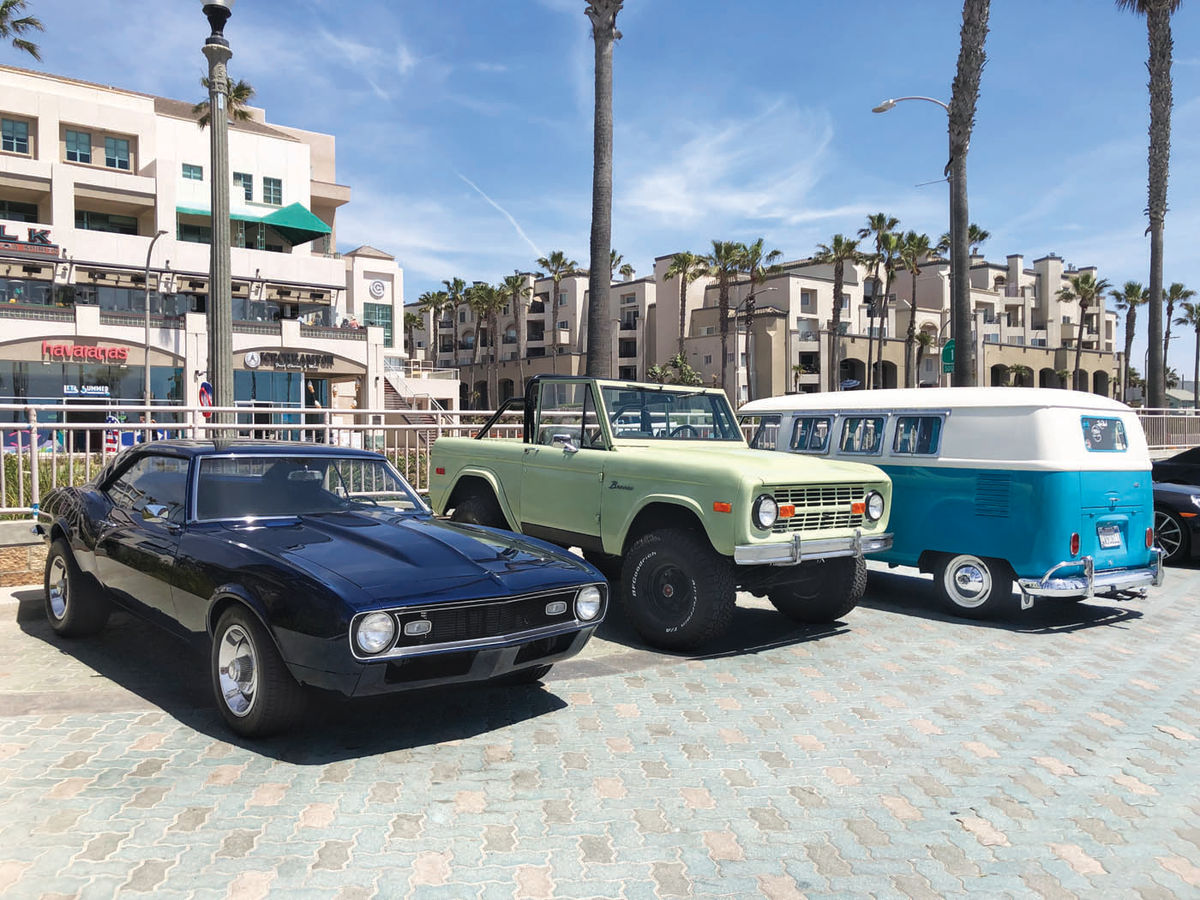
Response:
[0, 561, 1197, 898]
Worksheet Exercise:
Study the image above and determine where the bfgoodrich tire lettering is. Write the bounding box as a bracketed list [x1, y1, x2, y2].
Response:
[935, 554, 1014, 618]
[211, 606, 306, 738]
[767, 556, 866, 624]
[621, 528, 735, 650]
[43, 538, 110, 638]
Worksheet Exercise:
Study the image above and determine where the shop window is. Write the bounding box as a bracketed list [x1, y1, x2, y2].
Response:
[364, 302, 393, 347]
[0, 277, 52, 306]
[65, 129, 91, 163]
[0, 199, 38, 223]
[2, 118, 30, 155]
[75, 210, 138, 235]
[263, 177, 282, 205]
[233, 172, 252, 202]
[182, 163, 203, 180]
[104, 136, 131, 171]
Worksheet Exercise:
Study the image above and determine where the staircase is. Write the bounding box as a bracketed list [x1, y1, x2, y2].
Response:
[383, 381, 440, 425]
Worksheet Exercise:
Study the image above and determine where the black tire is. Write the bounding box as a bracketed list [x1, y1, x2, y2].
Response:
[767, 556, 866, 624]
[496, 664, 553, 685]
[1154, 509, 1190, 565]
[43, 538, 110, 638]
[934, 554, 1015, 619]
[582, 550, 622, 582]
[211, 606, 306, 738]
[450, 493, 506, 528]
[621, 528, 735, 650]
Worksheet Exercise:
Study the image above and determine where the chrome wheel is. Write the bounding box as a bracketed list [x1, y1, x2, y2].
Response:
[1154, 510, 1185, 562]
[216, 624, 259, 717]
[47, 556, 68, 620]
[943, 555, 992, 609]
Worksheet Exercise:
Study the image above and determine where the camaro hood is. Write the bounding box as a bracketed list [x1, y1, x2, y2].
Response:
[220, 511, 598, 605]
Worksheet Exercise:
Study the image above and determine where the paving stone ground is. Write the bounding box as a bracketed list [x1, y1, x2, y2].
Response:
[0, 560, 1197, 899]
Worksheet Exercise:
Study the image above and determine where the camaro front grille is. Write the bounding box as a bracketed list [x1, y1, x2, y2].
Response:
[770, 484, 866, 533]
[391, 589, 579, 649]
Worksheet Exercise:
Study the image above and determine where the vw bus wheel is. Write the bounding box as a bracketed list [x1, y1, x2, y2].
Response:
[211, 607, 306, 738]
[935, 554, 1013, 618]
[768, 556, 866, 624]
[43, 539, 110, 638]
[1154, 510, 1189, 564]
[621, 529, 735, 650]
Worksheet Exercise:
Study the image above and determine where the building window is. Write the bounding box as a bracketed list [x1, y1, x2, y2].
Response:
[75, 210, 137, 235]
[104, 136, 130, 170]
[557, 320, 569, 330]
[840, 293, 850, 309]
[363, 302, 393, 347]
[178, 222, 211, 244]
[233, 172, 252, 202]
[263, 177, 282, 205]
[984, 334, 999, 343]
[2, 118, 29, 155]
[557, 292, 567, 306]
[800, 290, 814, 311]
[0, 199, 38, 222]
[704, 354, 712, 365]
[621, 293, 635, 305]
[182, 163, 203, 180]
[1031, 338, 1047, 347]
[65, 129, 91, 163]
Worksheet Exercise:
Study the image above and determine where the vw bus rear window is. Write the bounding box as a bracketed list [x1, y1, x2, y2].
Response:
[893, 415, 943, 455]
[790, 416, 832, 453]
[1081, 416, 1128, 452]
[745, 414, 781, 450]
[839, 416, 886, 454]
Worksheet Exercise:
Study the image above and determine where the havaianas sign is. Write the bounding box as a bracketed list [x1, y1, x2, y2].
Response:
[42, 341, 130, 363]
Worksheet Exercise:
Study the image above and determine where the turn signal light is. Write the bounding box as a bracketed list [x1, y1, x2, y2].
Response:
[1146, 527, 1154, 548]
[713, 501, 732, 513]
[1070, 532, 1080, 556]
[779, 504, 796, 518]
[851, 501, 866, 515]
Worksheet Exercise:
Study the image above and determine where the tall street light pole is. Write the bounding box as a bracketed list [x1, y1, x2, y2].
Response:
[202, 0, 235, 426]
[142, 228, 167, 439]
[873, 95, 975, 387]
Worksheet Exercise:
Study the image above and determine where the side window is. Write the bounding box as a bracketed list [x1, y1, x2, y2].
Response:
[840, 416, 886, 454]
[1081, 416, 1128, 452]
[893, 415, 943, 455]
[537, 382, 602, 449]
[107, 456, 189, 521]
[745, 414, 780, 450]
[791, 416, 832, 453]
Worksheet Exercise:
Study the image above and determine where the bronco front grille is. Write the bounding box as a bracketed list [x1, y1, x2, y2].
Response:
[390, 588, 580, 650]
[770, 484, 866, 533]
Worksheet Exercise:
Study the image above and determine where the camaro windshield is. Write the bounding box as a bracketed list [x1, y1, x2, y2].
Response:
[196, 455, 424, 520]
[601, 385, 742, 441]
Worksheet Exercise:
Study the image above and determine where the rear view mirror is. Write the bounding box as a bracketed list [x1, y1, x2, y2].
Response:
[287, 469, 323, 482]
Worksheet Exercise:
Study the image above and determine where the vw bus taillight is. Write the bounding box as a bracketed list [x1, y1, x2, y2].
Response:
[1070, 532, 1080, 556]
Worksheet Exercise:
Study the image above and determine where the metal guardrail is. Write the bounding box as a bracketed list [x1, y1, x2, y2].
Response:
[1135, 408, 1200, 449]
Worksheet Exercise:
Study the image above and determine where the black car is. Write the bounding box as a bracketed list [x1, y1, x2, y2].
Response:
[1151, 446, 1200, 487]
[36, 441, 607, 737]
[1153, 481, 1200, 564]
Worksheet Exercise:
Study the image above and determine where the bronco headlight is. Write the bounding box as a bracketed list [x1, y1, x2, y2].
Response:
[753, 494, 778, 530]
[356, 612, 396, 654]
[575, 585, 603, 621]
[865, 491, 885, 522]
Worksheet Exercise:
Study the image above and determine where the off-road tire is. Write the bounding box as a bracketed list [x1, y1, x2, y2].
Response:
[450, 493, 506, 529]
[621, 528, 735, 650]
[934, 554, 1015, 619]
[43, 538, 110, 638]
[211, 606, 306, 738]
[767, 556, 866, 624]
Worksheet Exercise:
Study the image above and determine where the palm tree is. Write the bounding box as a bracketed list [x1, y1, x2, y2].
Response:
[619, 262, 635, 279]
[501, 272, 533, 391]
[1116, 0, 1182, 407]
[1173, 300, 1200, 408]
[1163, 281, 1195, 369]
[1011, 364, 1033, 387]
[1111, 280, 1148, 400]
[914, 331, 935, 385]
[403, 311, 422, 360]
[897, 232, 932, 389]
[464, 283, 505, 407]
[858, 213, 900, 390]
[193, 77, 256, 128]
[813, 235, 865, 392]
[0, 0, 43, 60]
[874, 231, 904, 389]
[536, 251, 578, 360]
[664, 251, 708, 357]
[416, 290, 449, 364]
[706, 240, 742, 395]
[584, 0, 623, 377]
[1057, 271, 1112, 390]
[936, 223, 990, 256]
[738, 238, 782, 400]
[442, 277, 468, 362]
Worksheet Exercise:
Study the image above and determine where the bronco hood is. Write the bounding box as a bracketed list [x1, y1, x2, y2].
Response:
[614, 442, 890, 486]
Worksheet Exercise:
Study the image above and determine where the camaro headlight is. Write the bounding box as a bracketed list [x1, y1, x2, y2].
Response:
[575, 585, 603, 621]
[356, 612, 396, 654]
[865, 490, 885, 522]
[753, 494, 778, 530]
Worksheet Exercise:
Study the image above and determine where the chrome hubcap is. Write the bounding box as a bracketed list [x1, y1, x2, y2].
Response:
[48, 557, 68, 620]
[947, 557, 991, 608]
[217, 624, 258, 717]
[1155, 511, 1183, 560]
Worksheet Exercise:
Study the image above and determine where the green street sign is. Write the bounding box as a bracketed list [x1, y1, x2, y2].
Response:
[941, 339, 955, 364]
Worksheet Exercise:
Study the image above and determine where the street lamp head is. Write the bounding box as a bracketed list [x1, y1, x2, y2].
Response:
[202, 0, 235, 45]
[872, 99, 897, 114]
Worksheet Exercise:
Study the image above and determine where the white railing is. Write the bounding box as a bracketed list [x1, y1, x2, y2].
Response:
[0, 402, 524, 518]
[1135, 408, 1200, 450]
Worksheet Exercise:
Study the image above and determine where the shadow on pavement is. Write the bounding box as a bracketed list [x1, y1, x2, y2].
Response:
[11, 589, 567, 763]
[860, 569, 1145, 634]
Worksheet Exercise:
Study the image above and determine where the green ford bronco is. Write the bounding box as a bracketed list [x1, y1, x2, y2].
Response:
[429, 376, 892, 649]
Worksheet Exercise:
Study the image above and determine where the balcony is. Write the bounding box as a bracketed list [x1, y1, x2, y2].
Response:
[300, 324, 366, 341]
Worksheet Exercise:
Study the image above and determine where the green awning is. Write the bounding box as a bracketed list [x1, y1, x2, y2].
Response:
[176, 205, 263, 224]
[174, 202, 332, 245]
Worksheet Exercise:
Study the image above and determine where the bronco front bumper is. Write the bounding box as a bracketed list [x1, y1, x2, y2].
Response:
[1017, 550, 1166, 600]
[733, 530, 893, 566]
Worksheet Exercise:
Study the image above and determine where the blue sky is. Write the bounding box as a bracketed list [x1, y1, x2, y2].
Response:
[28, 0, 1200, 375]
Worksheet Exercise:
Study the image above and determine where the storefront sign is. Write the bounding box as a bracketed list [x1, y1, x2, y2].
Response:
[0, 225, 59, 258]
[259, 351, 335, 370]
[42, 341, 130, 363]
[63, 384, 111, 396]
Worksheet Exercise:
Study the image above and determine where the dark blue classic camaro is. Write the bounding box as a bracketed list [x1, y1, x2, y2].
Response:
[36, 441, 607, 737]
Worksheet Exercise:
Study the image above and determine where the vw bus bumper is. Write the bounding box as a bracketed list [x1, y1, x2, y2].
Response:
[734, 531, 893, 566]
[1017, 550, 1166, 600]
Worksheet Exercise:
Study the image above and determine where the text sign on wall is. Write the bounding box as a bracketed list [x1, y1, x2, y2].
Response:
[42, 341, 130, 363]
[259, 352, 334, 370]
[0, 225, 59, 257]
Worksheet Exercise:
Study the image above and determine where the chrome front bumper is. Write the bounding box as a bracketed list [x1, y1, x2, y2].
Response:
[733, 530, 893, 566]
[1017, 549, 1166, 600]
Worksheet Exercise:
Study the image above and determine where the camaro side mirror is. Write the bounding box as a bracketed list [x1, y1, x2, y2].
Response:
[141, 503, 169, 523]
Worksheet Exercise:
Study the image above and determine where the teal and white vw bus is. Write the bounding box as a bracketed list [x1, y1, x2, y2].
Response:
[739, 388, 1164, 617]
